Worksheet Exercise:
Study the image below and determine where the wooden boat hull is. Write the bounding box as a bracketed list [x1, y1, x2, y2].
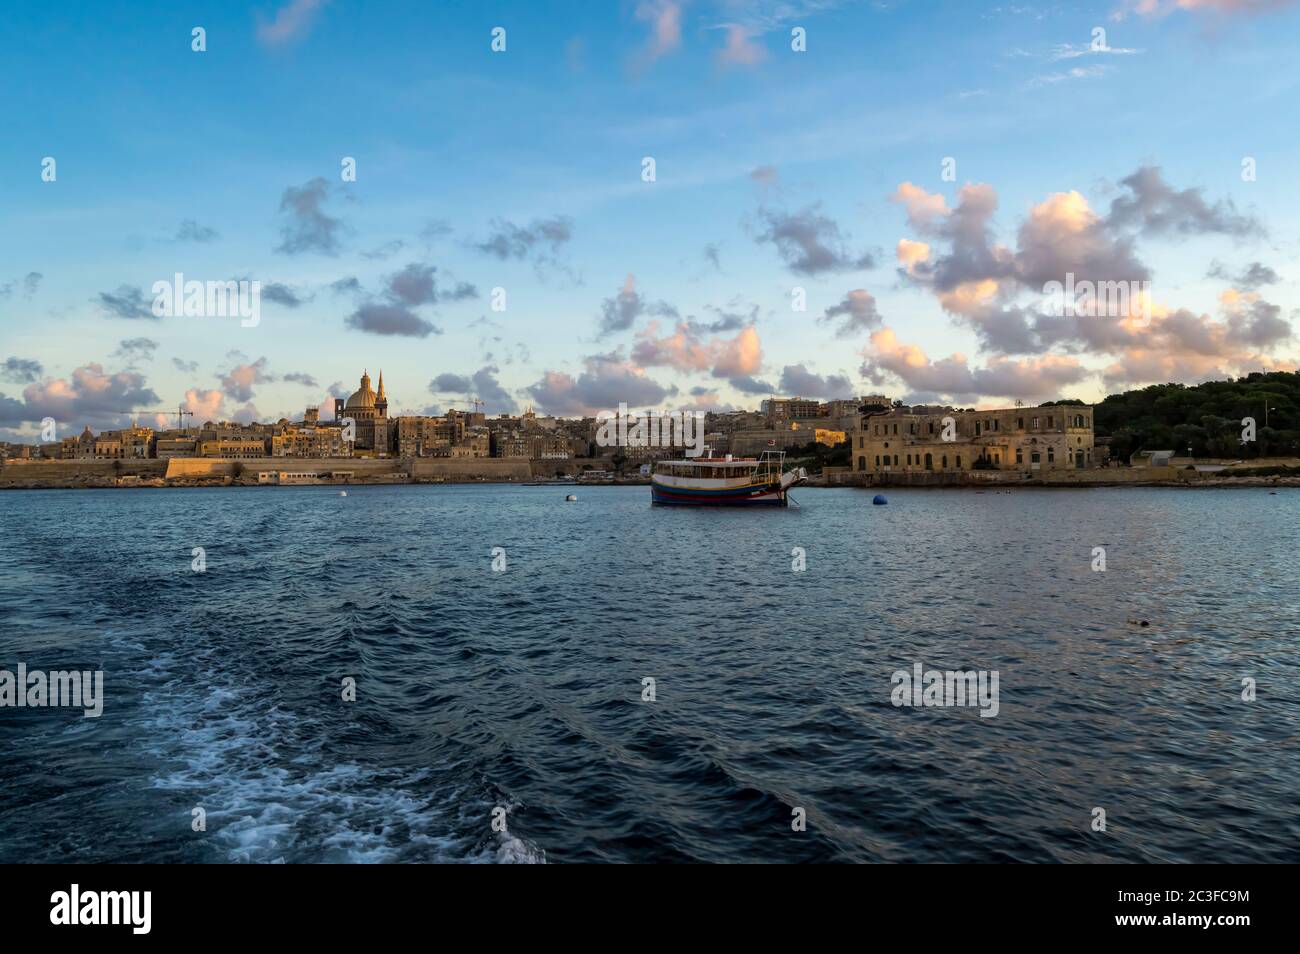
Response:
[650, 479, 789, 506]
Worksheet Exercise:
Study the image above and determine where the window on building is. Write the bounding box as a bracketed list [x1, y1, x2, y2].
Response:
[857, 456, 865, 471]
[1016, 448, 1024, 464]
[924, 453, 933, 470]
[956, 456, 962, 469]
[1048, 447, 1054, 463]
[1031, 451, 1041, 463]
[1032, 416, 1040, 429]
[928, 422, 935, 435]
[893, 455, 899, 466]
[892, 424, 898, 434]
[1017, 417, 1024, 429]
[875, 455, 880, 466]
[975, 422, 981, 437]
[942, 455, 948, 469]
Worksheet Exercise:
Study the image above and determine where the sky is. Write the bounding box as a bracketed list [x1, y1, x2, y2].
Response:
[1, 0, 1298, 439]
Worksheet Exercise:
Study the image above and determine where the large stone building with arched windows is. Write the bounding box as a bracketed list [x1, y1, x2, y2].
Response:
[850, 403, 1096, 477]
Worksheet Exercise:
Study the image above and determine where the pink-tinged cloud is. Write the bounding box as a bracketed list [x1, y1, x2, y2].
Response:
[526, 353, 673, 417]
[632, 321, 715, 372]
[716, 25, 766, 67]
[183, 388, 226, 423]
[632, 322, 763, 380]
[1123, 0, 1295, 16]
[711, 326, 764, 377]
[862, 327, 1091, 403]
[633, 1, 684, 70]
[10, 363, 160, 427]
[218, 359, 272, 403]
[257, 0, 328, 47]
[891, 182, 950, 233]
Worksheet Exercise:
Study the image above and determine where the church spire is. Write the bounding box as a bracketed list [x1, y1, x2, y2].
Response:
[377, 369, 385, 400]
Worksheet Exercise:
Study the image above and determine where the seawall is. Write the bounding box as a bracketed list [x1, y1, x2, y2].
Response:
[2, 456, 600, 488]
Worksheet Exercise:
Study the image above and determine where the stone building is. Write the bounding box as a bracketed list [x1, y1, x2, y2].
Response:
[493, 431, 571, 459]
[270, 424, 350, 458]
[395, 414, 460, 457]
[92, 425, 154, 459]
[334, 369, 390, 455]
[155, 434, 199, 458]
[762, 397, 822, 421]
[850, 403, 1095, 476]
[198, 435, 268, 458]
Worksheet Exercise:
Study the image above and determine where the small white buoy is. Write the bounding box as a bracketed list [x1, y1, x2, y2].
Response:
[565, 494, 577, 502]
[339, 490, 348, 497]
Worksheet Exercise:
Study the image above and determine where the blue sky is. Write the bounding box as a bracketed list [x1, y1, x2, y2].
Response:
[2, 0, 1298, 437]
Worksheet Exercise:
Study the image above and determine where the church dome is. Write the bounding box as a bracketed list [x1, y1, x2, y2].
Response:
[345, 371, 376, 409]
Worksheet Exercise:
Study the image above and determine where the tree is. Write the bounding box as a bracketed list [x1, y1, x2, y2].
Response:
[1094, 372, 1299, 460]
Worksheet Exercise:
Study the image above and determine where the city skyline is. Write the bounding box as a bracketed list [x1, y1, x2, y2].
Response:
[3, 0, 1300, 443]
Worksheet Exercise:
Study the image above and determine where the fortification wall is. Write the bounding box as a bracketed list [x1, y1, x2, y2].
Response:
[164, 459, 238, 478]
[0, 459, 168, 483]
[528, 458, 609, 477]
[409, 458, 531, 480]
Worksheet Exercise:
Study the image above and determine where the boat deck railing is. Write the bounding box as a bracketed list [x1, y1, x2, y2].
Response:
[656, 450, 788, 486]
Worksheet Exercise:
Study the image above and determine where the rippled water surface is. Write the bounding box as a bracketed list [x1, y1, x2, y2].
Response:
[1, 484, 1297, 863]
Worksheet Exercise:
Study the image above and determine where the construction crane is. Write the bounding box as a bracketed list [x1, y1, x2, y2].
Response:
[119, 406, 195, 430]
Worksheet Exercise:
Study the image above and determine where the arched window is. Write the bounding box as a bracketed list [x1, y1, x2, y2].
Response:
[924, 453, 933, 471]
[857, 456, 866, 471]
[942, 455, 948, 469]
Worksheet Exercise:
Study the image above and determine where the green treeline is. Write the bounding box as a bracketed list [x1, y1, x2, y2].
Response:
[1090, 371, 1299, 461]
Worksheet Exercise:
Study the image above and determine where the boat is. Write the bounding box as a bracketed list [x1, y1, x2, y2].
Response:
[650, 452, 807, 507]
